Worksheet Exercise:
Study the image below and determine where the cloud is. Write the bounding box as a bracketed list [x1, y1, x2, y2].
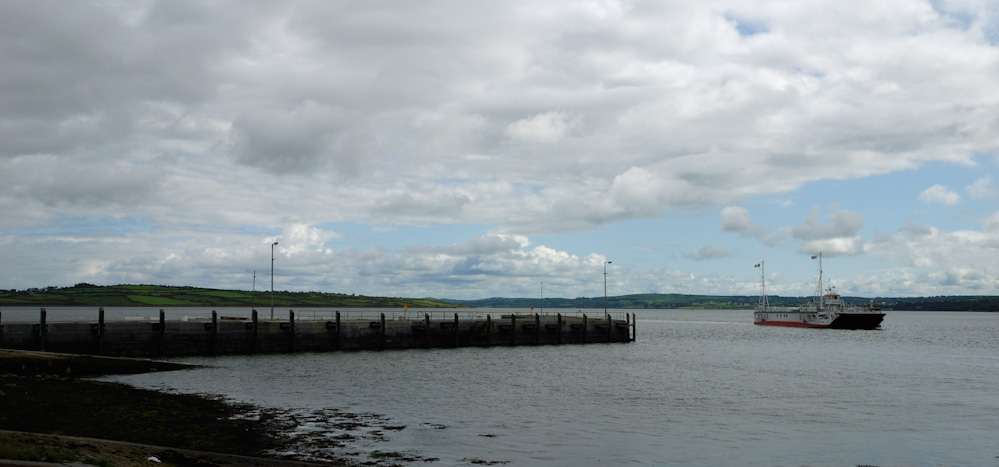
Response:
[276, 224, 343, 256]
[721, 206, 763, 234]
[798, 237, 865, 257]
[791, 205, 864, 256]
[720, 206, 784, 246]
[919, 184, 961, 205]
[413, 234, 528, 257]
[10, 155, 162, 211]
[865, 221, 999, 293]
[504, 111, 582, 144]
[0, 2, 245, 158]
[982, 211, 999, 232]
[967, 176, 999, 199]
[686, 244, 733, 261]
[791, 205, 864, 240]
[227, 101, 370, 176]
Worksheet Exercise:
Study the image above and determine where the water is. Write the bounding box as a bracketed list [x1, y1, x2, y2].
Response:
[21, 308, 999, 466]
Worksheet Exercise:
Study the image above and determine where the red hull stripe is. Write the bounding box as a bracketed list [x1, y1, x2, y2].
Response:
[754, 321, 829, 328]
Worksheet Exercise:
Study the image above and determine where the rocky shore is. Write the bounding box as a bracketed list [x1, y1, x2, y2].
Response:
[0, 349, 341, 466]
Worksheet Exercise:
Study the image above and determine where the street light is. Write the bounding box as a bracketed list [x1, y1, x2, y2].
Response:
[271, 241, 278, 320]
[604, 261, 612, 316]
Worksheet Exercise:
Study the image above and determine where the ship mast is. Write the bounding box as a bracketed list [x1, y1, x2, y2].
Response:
[814, 252, 824, 311]
[757, 260, 769, 311]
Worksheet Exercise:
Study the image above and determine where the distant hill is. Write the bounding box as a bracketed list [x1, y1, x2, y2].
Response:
[0, 284, 462, 309]
[1, 284, 995, 311]
[445, 293, 999, 311]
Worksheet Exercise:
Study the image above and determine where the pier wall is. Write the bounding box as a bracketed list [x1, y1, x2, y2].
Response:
[0, 308, 635, 358]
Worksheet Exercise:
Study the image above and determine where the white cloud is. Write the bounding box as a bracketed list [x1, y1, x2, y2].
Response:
[799, 237, 865, 257]
[504, 111, 582, 144]
[864, 221, 999, 294]
[967, 176, 999, 199]
[277, 224, 343, 256]
[919, 184, 961, 205]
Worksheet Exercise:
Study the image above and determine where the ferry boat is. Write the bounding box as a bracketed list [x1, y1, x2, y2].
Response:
[753, 253, 885, 329]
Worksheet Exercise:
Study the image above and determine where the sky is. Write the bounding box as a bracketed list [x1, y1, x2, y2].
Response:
[1, 0, 998, 300]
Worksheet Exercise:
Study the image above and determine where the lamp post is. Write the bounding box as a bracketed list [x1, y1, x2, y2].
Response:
[540, 281, 543, 314]
[603, 261, 612, 316]
[270, 241, 278, 320]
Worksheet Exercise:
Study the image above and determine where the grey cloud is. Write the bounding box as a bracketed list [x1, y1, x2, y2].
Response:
[982, 212, 999, 233]
[0, 2, 245, 159]
[720, 206, 785, 246]
[403, 234, 525, 257]
[722, 204, 866, 255]
[686, 244, 733, 261]
[373, 185, 475, 221]
[721, 206, 762, 236]
[8, 155, 162, 209]
[0, 2, 133, 156]
[791, 205, 864, 241]
[227, 101, 370, 175]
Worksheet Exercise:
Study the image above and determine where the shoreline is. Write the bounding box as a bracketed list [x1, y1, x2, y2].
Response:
[0, 350, 345, 466]
[0, 430, 333, 467]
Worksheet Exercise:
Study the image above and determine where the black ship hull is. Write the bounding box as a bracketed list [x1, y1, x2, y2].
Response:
[828, 312, 885, 330]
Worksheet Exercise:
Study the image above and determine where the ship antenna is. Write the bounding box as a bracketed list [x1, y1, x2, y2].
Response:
[758, 260, 769, 311]
[815, 252, 823, 310]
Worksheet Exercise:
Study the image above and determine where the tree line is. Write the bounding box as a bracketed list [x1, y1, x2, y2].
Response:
[1, 285, 995, 311]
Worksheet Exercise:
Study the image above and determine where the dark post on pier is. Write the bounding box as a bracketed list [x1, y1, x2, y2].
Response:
[0, 308, 636, 358]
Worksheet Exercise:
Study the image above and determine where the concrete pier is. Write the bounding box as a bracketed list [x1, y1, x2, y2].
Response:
[0, 308, 636, 358]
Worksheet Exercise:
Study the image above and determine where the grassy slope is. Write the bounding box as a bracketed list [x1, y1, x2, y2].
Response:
[0, 284, 462, 308]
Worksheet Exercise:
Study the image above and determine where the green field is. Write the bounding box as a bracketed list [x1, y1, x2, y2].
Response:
[0, 284, 462, 308]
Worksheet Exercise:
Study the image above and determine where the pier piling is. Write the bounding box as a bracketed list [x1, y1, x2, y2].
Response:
[485, 314, 491, 347]
[380, 312, 386, 350]
[157, 309, 166, 355]
[97, 308, 105, 354]
[251, 310, 258, 354]
[335, 311, 341, 351]
[39, 308, 47, 352]
[292, 310, 298, 352]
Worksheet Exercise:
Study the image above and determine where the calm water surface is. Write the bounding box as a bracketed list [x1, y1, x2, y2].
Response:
[32, 308, 998, 466]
